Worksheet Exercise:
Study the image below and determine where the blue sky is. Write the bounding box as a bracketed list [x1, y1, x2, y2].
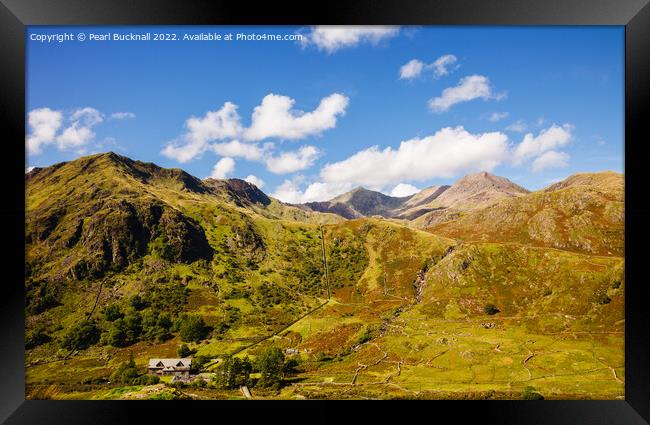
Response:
[26, 26, 624, 201]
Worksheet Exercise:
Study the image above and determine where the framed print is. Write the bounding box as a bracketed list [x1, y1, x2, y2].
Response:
[1, 0, 649, 423]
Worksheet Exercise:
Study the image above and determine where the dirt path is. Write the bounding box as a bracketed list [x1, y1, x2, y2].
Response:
[521, 345, 535, 379]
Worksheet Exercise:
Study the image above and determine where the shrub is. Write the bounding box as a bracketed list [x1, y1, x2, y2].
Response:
[483, 303, 500, 315]
[61, 321, 100, 350]
[597, 294, 612, 305]
[26, 327, 51, 349]
[178, 344, 192, 358]
[192, 378, 207, 388]
[103, 304, 123, 322]
[133, 374, 160, 385]
[192, 355, 210, 373]
[522, 386, 544, 400]
[147, 391, 177, 400]
[110, 354, 140, 384]
[26, 282, 60, 315]
[129, 295, 147, 311]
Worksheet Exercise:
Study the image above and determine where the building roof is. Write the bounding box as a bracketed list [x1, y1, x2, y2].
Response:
[148, 358, 192, 369]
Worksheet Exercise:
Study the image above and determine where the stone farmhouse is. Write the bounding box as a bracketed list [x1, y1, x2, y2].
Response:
[148, 358, 192, 378]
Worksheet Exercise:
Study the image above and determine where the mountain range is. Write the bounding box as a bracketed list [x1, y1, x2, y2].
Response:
[303, 171, 530, 222]
[25, 152, 625, 400]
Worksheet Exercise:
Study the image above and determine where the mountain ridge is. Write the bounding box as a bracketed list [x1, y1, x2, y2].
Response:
[303, 171, 530, 220]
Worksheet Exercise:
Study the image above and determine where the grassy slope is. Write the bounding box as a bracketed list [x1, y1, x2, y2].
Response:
[425, 172, 624, 256]
[25, 155, 624, 400]
[268, 243, 623, 400]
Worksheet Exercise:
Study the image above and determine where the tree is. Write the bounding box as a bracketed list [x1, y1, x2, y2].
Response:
[103, 304, 123, 322]
[142, 310, 172, 342]
[215, 356, 252, 389]
[61, 321, 100, 350]
[192, 355, 210, 373]
[255, 347, 285, 389]
[106, 319, 129, 347]
[123, 310, 143, 341]
[106, 310, 143, 347]
[178, 344, 192, 358]
[178, 315, 209, 342]
[110, 353, 139, 384]
[110, 353, 160, 385]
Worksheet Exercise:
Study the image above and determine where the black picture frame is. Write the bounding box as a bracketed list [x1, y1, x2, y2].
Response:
[1, 0, 648, 423]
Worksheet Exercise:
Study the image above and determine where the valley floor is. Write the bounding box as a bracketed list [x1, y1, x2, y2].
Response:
[26, 300, 624, 400]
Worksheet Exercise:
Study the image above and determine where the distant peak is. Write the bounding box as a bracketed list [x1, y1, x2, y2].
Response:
[462, 171, 494, 180]
[447, 171, 529, 197]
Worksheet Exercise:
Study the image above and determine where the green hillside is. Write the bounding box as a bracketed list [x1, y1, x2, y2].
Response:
[25, 153, 624, 400]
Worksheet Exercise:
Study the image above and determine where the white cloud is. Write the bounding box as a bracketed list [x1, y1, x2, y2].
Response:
[506, 120, 528, 133]
[301, 181, 354, 202]
[209, 157, 236, 179]
[531, 150, 570, 172]
[162, 102, 243, 163]
[271, 178, 353, 204]
[110, 112, 136, 120]
[512, 124, 573, 165]
[489, 112, 509, 122]
[210, 141, 319, 174]
[428, 75, 499, 112]
[400, 54, 458, 80]
[430, 54, 458, 78]
[244, 175, 265, 189]
[211, 140, 271, 161]
[271, 178, 305, 204]
[25, 166, 36, 174]
[26, 107, 63, 155]
[390, 183, 419, 197]
[399, 59, 425, 80]
[55, 107, 104, 150]
[300, 26, 400, 53]
[162, 93, 347, 165]
[265, 146, 320, 174]
[70, 107, 104, 126]
[56, 126, 95, 149]
[320, 126, 510, 187]
[243, 93, 348, 141]
[270, 123, 575, 202]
